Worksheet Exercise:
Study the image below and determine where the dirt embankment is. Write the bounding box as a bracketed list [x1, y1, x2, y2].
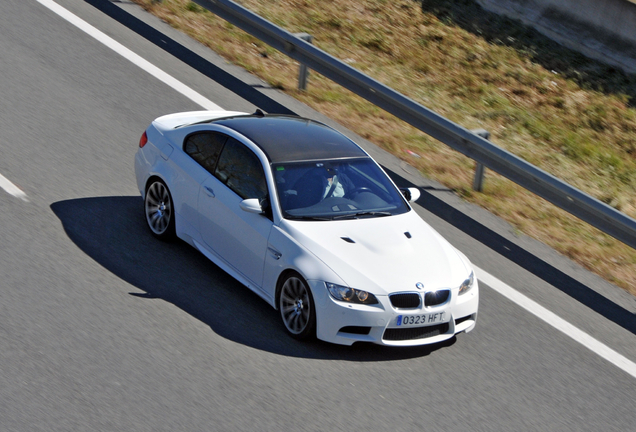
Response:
[476, 0, 636, 73]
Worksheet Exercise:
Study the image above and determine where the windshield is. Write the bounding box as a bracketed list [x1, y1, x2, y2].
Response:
[272, 158, 410, 220]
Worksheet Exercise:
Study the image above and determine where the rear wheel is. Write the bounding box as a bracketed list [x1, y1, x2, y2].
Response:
[144, 179, 175, 240]
[279, 273, 316, 340]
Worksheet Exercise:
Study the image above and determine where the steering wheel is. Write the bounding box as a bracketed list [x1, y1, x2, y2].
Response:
[347, 187, 372, 199]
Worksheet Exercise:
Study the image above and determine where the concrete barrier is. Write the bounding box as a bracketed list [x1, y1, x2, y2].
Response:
[476, 0, 636, 73]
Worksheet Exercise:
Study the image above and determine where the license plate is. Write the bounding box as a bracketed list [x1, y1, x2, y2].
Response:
[396, 312, 447, 327]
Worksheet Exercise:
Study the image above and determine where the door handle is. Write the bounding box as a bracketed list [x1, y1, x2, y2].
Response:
[267, 247, 282, 260]
[204, 186, 215, 197]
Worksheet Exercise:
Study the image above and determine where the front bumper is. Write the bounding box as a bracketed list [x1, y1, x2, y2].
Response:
[310, 280, 479, 346]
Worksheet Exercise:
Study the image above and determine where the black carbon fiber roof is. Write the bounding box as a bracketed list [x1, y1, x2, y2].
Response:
[213, 115, 368, 163]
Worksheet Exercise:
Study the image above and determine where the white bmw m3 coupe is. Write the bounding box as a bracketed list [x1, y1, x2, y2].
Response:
[134, 110, 479, 346]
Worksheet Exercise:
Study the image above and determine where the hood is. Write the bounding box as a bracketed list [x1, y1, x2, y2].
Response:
[280, 210, 471, 295]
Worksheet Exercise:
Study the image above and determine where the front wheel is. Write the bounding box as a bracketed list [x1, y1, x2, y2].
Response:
[279, 273, 316, 340]
[144, 179, 176, 240]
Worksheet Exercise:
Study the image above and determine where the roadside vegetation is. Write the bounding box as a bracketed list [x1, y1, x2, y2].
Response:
[132, 0, 636, 295]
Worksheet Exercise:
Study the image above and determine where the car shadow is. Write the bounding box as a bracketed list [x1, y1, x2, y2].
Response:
[384, 167, 636, 337]
[51, 196, 454, 361]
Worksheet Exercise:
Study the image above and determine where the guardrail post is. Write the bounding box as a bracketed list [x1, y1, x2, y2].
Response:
[294, 33, 313, 90]
[471, 129, 490, 192]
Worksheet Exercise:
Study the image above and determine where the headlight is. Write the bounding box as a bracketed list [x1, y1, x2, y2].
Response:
[326, 282, 378, 305]
[459, 271, 475, 295]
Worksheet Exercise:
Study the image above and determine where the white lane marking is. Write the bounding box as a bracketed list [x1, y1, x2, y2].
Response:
[0, 173, 29, 202]
[37, 0, 636, 381]
[36, 0, 223, 111]
[474, 265, 636, 379]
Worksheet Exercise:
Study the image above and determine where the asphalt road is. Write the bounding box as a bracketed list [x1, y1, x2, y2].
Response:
[1, 1, 635, 431]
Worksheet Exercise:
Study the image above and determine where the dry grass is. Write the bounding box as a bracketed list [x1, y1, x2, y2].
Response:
[131, 0, 636, 295]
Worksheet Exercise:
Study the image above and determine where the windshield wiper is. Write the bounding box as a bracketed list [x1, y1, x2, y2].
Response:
[285, 215, 331, 221]
[333, 211, 392, 220]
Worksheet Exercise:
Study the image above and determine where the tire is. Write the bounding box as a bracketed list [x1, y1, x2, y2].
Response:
[279, 273, 316, 340]
[144, 179, 176, 240]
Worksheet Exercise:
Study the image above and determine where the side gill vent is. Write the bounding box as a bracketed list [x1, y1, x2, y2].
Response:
[404, 232, 412, 239]
[341, 237, 355, 243]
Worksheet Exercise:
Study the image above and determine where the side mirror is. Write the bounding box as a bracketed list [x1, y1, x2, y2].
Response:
[400, 187, 421, 203]
[239, 198, 263, 214]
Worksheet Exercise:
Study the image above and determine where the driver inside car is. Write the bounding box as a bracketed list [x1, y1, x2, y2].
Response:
[323, 167, 354, 199]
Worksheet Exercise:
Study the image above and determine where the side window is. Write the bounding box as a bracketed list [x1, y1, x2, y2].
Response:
[184, 132, 227, 174]
[215, 138, 267, 200]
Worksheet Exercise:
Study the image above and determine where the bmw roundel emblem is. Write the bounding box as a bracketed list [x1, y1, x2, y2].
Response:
[416, 282, 425, 290]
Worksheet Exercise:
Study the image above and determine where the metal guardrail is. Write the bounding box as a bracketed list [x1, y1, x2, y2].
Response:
[193, 0, 636, 250]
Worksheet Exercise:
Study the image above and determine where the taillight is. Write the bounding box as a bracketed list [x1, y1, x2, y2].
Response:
[139, 131, 148, 148]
